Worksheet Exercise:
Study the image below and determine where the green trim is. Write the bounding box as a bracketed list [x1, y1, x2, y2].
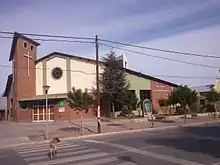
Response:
[42, 59, 47, 86]
[19, 95, 67, 101]
[66, 58, 71, 92]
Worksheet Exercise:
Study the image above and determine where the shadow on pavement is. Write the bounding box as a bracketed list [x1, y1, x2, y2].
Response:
[144, 124, 220, 158]
[183, 124, 220, 138]
[0, 149, 27, 165]
[154, 120, 175, 123]
[118, 155, 138, 164]
[59, 126, 80, 133]
[107, 123, 133, 130]
[67, 121, 97, 134]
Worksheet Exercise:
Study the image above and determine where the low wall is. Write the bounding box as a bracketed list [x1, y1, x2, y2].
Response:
[164, 112, 218, 120]
[113, 110, 142, 117]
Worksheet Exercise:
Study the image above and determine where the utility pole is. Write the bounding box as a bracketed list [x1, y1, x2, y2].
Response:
[95, 35, 101, 133]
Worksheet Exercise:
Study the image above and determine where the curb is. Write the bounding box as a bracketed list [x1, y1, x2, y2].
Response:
[1, 120, 218, 149]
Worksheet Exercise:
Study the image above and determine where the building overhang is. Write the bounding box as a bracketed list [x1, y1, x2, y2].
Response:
[19, 94, 67, 102]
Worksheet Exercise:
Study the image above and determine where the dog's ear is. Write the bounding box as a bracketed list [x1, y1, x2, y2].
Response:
[55, 137, 61, 142]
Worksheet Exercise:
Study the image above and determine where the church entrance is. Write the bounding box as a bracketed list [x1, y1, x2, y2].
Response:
[32, 105, 54, 122]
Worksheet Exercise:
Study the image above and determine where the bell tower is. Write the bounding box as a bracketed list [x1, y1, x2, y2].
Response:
[116, 54, 128, 69]
[9, 32, 40, 121]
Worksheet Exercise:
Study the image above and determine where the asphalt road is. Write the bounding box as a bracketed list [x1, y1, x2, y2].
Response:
[1, 122, 220, 165]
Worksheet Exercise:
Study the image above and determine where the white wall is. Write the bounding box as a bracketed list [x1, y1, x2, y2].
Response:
[8, 83, 13, 108]
[0, 97, 7, 110]
[35, 56, 104, 95]
[46, 57, 67, 95]
[70, 59, 103, 91]
[36, 62, 43, 95]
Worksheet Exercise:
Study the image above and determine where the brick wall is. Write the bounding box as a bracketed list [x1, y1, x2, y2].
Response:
[53, 103, 96, 121]
[151, 80, 174, 113]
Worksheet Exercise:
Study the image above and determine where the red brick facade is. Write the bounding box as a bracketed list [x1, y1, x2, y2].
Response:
[151, 80, 174, 113]
[12, 34, 39, 122]
[53, 102, 96, 121]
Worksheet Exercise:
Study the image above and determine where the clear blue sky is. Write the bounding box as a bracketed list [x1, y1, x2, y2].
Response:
[1, 0, 220, 95]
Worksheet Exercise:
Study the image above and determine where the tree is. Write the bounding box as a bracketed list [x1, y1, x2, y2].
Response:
[158, 98, 168, 107]
[66, 87, 93, 134]
[206, 89, 220, 119]
[100, 51, 130, 116]
[122, 90, 140, 117]
[167, 85, 197, 124]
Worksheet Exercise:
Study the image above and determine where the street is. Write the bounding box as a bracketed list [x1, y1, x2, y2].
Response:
[0, 122, 220, 165]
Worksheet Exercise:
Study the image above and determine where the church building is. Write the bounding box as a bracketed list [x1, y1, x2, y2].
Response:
[3, 32, 103, 122]
[3, 32, 178, 122]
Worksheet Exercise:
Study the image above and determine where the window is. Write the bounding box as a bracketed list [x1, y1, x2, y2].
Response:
[19, 101, 28, 109]
[52, 67, 63, 80]
[30, 45, 34, 51]
[23, 42, 27, 48]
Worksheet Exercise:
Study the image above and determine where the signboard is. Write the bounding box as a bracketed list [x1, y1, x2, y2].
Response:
[58, 107, 65, 112]
[143, 99, 152, 116]
[59, 101, 65, 107]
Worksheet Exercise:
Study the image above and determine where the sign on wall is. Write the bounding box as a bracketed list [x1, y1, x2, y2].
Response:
[58, 107, 65, 112]
[59, 101, 65, 107]
[143, 99, 152, 116]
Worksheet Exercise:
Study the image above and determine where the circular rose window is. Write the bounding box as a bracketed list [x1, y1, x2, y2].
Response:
[52, 67, 63, 80]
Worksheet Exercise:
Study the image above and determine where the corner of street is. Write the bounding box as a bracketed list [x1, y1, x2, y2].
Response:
[1, 117, 220, 165]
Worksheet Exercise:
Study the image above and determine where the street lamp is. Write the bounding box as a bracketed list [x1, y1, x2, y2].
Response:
[43, 85, 50, 140]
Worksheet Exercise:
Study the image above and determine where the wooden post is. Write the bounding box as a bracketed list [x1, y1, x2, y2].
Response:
[95, 35, 101, 133]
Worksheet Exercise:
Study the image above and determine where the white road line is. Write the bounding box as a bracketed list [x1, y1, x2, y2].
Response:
[19, 146, 87, 157]
[117, 162, 138, 165]
[14, 141, 69, 148]
[29, 152, 109, 165]
[16, 144, 80, 154]
[15, 142, 72, 152]
[14, 141, 69, 151]
[70, 157, 118, 165]
[190, 135, 220, 141]
[83, 140, 204, 165]
[25, 148, 98, 161]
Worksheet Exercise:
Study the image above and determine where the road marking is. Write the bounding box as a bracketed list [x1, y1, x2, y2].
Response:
[83, 140, 204, 165]
[24, 148, 98, 161]
[15, 144, 80, 154]
[117, 162, 137, 165]
[14, 141, 69, 151]
[190, 135, 220, 141]
[69, 157, 118, 165]
[19, 146, 87, 157]
[15, 142, 71, 152]
[29, 152, 108, 165]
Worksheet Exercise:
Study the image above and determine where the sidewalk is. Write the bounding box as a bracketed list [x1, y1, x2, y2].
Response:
[0, 116, 218, 148]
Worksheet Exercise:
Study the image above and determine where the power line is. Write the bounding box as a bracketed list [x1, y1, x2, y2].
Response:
[0, 31, 94, 41]
[100, 43, 220, 69]
[0, 64, 96, 75]
[1, 32, 219, 69]
[1, 30, 219, 59]
[0, 36, 95, 44]
[0, 64, 217, 79]
[99, 38, 220, 59]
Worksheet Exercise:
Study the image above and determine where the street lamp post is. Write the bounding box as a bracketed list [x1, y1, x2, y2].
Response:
[43, 85, 50, 140]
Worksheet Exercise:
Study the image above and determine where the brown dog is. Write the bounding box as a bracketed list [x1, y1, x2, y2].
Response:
[48, 137, 61, 160]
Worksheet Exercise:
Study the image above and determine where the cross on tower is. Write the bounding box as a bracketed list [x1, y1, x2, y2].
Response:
[24, 50, 33, 78]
